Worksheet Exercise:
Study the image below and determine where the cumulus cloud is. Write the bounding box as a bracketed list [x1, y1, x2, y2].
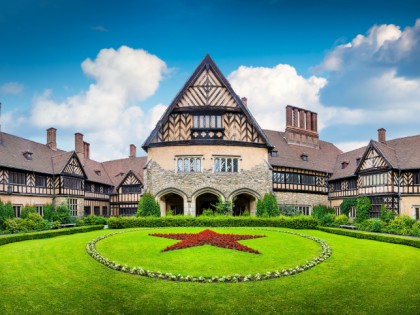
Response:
[0, 82, 24, 94]
[31, 46, 168, 160]
[228, 64, 327, 131]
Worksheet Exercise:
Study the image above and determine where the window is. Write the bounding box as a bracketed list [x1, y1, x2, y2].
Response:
[334, 182, 341, 192]
[35, 175, 46, 187]
[103, 206, 108, 217]
[301, 174, 316, 185]
[84, 206, 91, 216]
[349, 206, 356, 218]
[414, 172, 420, 185]
[63, 177, 82, 190]
[287, 173, 301, 184]
[415, 207, 420, 221]
[176, 157, 202, 173]
[122, 185, 142, 194]
[301, 154, 309, 161]
[9, 171, 26, 185]
[271, 151, 278, 157]
[334, 206, 341, 216]
[273, 172, 317, 186]
[94, 206, 100, 216]
[35, 205, 43, 216]
[214, 157, 239, 173]
[280, 204, 311, 215]
[348, 179, 357, 190]
[193, 115, 222, 129]
[362, 173, 387, 187]
[341, 162, 349, 169]
[13, 205, 22, 217]
[120, 207, 137, 216]
[68, 198, 78, 216]
[273, 172, 285, 183]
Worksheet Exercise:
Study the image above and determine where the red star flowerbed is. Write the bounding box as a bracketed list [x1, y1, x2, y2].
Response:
[149, 229, 266, 254]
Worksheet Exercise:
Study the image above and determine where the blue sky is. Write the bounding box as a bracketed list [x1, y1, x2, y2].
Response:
[1, 0, 419, 160]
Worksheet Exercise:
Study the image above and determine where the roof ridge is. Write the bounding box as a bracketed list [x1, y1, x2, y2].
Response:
[1, 131, 65, 153]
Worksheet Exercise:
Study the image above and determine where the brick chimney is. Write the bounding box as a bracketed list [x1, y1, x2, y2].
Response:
[378, 128, 386, 144]
[130, 144, 136, 158]
[75, 133, 84, 159]
[241, 97, 248, 106]
[285, 105, 319, 148]
[46, 127, 57, 151]
[83, 141, 90, 160]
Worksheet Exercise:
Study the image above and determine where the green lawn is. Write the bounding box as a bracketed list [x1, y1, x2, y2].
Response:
[0, 228, 419, 314]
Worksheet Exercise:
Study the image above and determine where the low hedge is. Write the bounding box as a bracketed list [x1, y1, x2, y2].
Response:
[108, 215, 318, 229]
[318, 226, 420, 248]
[0, 225, 104, 246]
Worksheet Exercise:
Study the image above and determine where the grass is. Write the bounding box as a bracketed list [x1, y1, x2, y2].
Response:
[96, 228, 321, 277]
[0, 227, 419, 314]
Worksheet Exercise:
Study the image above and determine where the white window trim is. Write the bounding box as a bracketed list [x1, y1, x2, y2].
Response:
[212, 156, 241, 173]
[175, 155, 203, 173]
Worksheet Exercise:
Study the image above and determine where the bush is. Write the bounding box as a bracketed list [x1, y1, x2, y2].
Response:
[382, 216, 416, 236]
[0, 200, 14, 229]
[43, 204, 55, 221]
[137, 193, 160, 217]
[333, 214, 349, 227]
[82, 215, 107, 225]
[20, 205, 37, 219]
[242, 210, 250, 217]
[355, 196, 371, 222]
[319, 213, 335, 227]
[340, 198, 357, 217]
[256, 193, 279, 217]
[4, 213, 48, 233]
[202, 209, 214, 216]
[54, 202, 73, 224]
[357, 219, 382, 233]
[213, 196, 233, 216]
[379, 204, 396, 223]
[256, 199, 266, 217]
[312, 205, 334, 221]
[107, 215, 319, 230]
[279, 205, 301, 216]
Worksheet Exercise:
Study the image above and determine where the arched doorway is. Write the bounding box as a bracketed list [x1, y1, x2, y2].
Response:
[156, 188, 187, 216]
[229, 189, 260, 216]
[195, 192, 219, 216]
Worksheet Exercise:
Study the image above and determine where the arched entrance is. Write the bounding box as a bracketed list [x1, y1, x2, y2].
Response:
[229, 189, 260, 216]
[156, 188, 187, 216]
[195, 192, 219, 216]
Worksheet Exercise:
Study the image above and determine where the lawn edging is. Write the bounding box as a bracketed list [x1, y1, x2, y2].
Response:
[318, 226, 420, 248]
[107, 215, 318, 229]
[0, 225, 105, 246]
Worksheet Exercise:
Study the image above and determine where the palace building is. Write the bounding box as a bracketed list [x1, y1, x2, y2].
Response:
[1, 55, 419, 220]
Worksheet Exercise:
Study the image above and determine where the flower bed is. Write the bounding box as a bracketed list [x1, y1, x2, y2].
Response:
[86, 228, 332, 283]
[150, 229, 265, 254]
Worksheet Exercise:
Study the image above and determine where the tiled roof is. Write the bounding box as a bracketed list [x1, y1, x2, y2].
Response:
[329, 146, 367, 180]
[264, 130, 342, 174]
[102, 156, 147, 189]
[78, 154, 113, 186]
[384, 135, 420, 169]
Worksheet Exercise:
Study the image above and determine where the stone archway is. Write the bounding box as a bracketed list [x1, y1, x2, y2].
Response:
[156, 188, 187, 216]
[229, 189, 260, 216]
[195, 193, 219, 216]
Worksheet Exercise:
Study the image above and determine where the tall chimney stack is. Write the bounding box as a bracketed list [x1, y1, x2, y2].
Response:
[47, 127, 57, 150]
[130, 144, 137, 158]
[378, 128, 386, 144]
[285, 105, 319, 149]
[75, 133, 84, 159]
[83, 141, 90, 160]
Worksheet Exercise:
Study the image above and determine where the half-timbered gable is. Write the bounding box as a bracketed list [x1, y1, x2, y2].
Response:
[143, 54, 272, 149]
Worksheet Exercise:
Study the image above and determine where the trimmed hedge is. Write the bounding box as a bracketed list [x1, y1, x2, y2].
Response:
[318, 226, 420, 249]
[108, 215, 318, 229]
[0, 225, 104, 246]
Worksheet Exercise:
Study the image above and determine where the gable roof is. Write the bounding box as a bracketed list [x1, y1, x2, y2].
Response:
[102, 156, 147, 190]
[265, 130, 342, 173]
[142, 54, 273, 150]
[330, 146, 367, 180]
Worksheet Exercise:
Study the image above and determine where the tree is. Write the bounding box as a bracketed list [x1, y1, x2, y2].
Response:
[379, 204, 396, 223]
[21, 205, 37, 219]
[256, 198, 267, 217]
[340, 198, 357, 217]
[256, 193, 279, 217]
[137, 193, 161, 217]
[356, 196, 371, 222]
[0, 200, 15, 229]
[213, 196, 233, 216]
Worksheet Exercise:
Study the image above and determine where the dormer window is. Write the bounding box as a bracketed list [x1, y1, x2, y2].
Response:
[301, 153, 308, 161]
[356, 158, 361, 165]
[23, 151, 33, 160]
[94, 169, 101, 176]
[341, 161, 349, 169]
[271, 151, 278, 157]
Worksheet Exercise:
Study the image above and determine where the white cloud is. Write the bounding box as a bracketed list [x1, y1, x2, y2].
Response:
[0, 82, 24, 95]
[335, 141, 368, 153]
[31, 46, 168, 160]
[228, 64, 327, 131]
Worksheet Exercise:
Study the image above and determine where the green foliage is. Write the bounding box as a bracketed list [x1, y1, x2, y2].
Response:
[107, 215, 319, 229]
[382, 216, 416, 235]
[319, 213, 335, 227]
[0, 200, 14, 229]
[242, 210, 250, 216]
[54, 202, 73, 224]
[256, 193, 279, 217]
[166, 210, 174, 216]
[333, 214, 349, 226]
[312, 205, 334, 221]
[82, 215, 107, 225]
[43, 204, 55, 221]
[213, 196, 233, 216]
[340, 198, 357, 217]
[357, 219, 382, 233]
[4, 213, 49, 234]
[137, 193, 161, 217]
[20, 205, 37, 219]
[0, 225, 104, 246]
[279, 205, 302, 216]
[202, 209, 214, 216]
[318, 226, 420, 249]
[379, 204, 396, 223]
[356, 196, 371, 222]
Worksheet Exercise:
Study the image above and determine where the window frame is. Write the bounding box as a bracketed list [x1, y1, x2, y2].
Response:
[176, 156, 203, 173]
[9, 171, 26, 186]
[213, 156, 240, 173]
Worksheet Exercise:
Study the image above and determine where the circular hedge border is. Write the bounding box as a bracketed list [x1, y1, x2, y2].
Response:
[86, 228, 332, 283]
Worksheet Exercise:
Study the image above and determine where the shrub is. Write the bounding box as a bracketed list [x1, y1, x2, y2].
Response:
[54, 202, 73, 224]
[242, 210, 250, 216]
[0, 200, 14, 229]
[166, 210, 174, 216]
[357, 219, 382, 233]
[383, 216, 416, 235]
[333, 214, 349, 226]
[82, 215, 107, 225]
[256, 199, 266, 217]
[213, 196, 233, 216]
[355, 196, 371, 222]
[43, 204, 55, 221]
[137, 193, 160, 217]
[319, 213, 335, 227]
[312, 205, 334, 221]
[411, 222, 420, 236]
[202, 209, 214, 216]
[340, 198, 357, 217]
[4, 213, 48, 233]
[256, 193, 279, 217]
[20, 205, 37, 219]
[379, 204, 396, 223]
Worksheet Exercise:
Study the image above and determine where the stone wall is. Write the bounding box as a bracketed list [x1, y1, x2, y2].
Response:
[274, 191, 329, 207]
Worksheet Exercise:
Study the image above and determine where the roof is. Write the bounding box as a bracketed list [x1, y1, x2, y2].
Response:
[264, 130, 342, 174]
[329, 146, 367, 180]
[78, 154, 113, 186]
[102, 156, 147, 189]
[142, 54, 273, 150]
